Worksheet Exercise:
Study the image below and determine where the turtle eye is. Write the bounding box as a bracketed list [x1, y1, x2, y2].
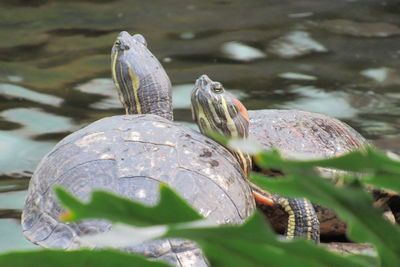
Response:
[212, 84, 224, 94]
[115, 39, 121, 46]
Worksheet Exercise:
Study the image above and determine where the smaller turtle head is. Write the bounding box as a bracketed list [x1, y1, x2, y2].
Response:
[191, 74, 250, 139]
[191, 75, 251, 174]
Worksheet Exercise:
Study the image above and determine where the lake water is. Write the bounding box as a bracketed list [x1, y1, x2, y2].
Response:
[1, 0, 400, 252]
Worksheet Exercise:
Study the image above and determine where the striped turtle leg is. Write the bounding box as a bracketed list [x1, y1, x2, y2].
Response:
[250, 180, 319, 243]
[275, 197, 320, 242]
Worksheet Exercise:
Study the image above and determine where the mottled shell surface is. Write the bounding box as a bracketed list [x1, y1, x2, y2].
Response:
[249, 109, 368, 159]
[22, 114, 254, 265]
[248, 109, 368, 236]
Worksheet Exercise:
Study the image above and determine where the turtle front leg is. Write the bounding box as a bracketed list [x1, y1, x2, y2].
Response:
[275, 196, 320, 243]
[249, 183, 320, 243]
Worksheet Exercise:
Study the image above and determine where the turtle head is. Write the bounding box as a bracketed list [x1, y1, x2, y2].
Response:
[111, 31, 147, 60]
[111, 32, 173, 120]
[191, 74, 252, 174]
[112, 32, 131, 52]
[191, 74, 250, 138]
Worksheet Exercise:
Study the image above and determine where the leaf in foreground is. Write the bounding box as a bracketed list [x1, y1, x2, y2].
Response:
[251, 152, 400, 267]
[165, 212, 371, 267]
[57, 185, 372, 267]
[254, 147, 400, 193]
[0, 249, 170, 267]
[55, 183, 203, 226]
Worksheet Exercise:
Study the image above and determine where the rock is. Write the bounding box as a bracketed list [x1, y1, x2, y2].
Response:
[322, 242, 376, 257]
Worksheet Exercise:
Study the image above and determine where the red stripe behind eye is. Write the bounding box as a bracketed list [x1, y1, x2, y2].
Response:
[232, 98, 250, 121]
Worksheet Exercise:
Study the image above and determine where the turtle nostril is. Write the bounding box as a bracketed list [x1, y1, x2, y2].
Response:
[122, 44, 130, 50]
[200, 74, 211, 82]
[197, 74, 212, 88]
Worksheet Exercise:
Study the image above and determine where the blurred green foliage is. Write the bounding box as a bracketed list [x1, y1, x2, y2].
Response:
[0, 146, 399, 266]
[252, 146, 400, 267]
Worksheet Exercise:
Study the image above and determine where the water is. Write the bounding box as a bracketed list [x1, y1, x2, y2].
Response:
[1, 0, 400, 252]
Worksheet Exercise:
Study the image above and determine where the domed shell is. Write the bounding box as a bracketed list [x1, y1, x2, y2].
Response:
[22, 114, 255, 264]
[249, 109, 367, 159]
[248, 109, 368, 236]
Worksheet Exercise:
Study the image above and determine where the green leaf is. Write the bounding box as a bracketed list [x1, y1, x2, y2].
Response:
[254, 147, 400, 193]
[363, 174, 400, 193]
[55, 184, 203, 226]
[55, 184, 370, 267]
[165, 212, 368, 267]
[251, 172, 400, 267]
[0, 249, 170, 267]
[346, 254, 378, 266]
[254, 146, 398, 173]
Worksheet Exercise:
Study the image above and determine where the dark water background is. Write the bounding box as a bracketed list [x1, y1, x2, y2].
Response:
[1, 0, 400, 252]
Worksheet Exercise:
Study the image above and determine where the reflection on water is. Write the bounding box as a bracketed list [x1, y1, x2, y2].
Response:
[2, 108, 74, 134]
[1, 0, 400, 251]
[0, 190, 26, 210]
[75, 78, 122, 110]
[268, 31, 328, 59]
[221, 41, 267, 62]
[0, 83, 63, 107]
[281, 85, 359, 119]
[0, 131, 54, 176]
[278, 72, 317, 81]
[0, 219, 38, 253]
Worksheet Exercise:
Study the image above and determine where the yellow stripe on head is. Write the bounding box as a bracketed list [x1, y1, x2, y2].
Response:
[111, 49, 125, 110]
[220, 97, 238, 137]
[206, 98, 222, 127]
[196, 102, 213, 134]
[126, 61, 142, 114]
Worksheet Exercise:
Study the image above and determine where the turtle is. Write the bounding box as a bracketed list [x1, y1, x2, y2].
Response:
[191, 74, 400, 238]
[248, 109, 400, 236]
[191, 75, 320, 242]
[107, 35, 322, 243]
[111, 33, 321, 243]
[21, 32, 255, 267]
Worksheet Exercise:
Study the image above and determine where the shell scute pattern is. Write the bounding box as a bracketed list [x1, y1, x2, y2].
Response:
[47, 223, 80, 249]
[248, 109, 369, 236]
[175, 135, 253, 219]
[173, 168, 240, 222]
[22, 115, 255, 250]
[117, 177, 160, 204]
[249, 109, 368, 160]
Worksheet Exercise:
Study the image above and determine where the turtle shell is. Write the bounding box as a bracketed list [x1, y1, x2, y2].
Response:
[22, 114, 255, 265]
[249, 109, 367, 159]
[248, 109, 368, 237]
